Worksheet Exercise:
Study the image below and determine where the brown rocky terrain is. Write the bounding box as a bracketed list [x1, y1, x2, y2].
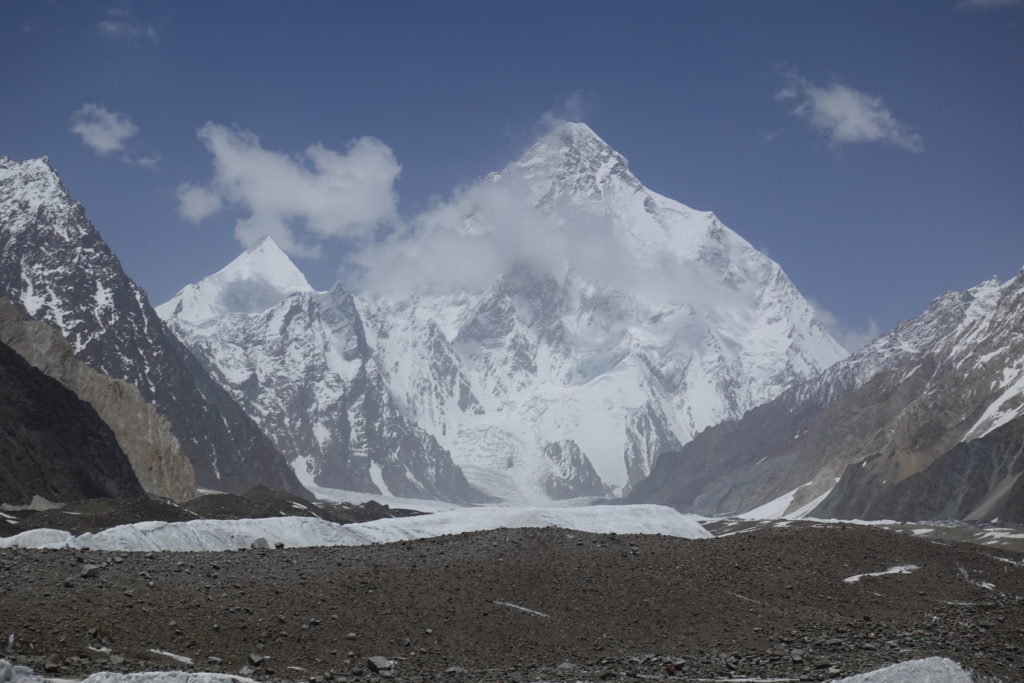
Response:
[1, 524, 1022, 682]
[0, 297, 197, 503]
[0, 339, 145, 506]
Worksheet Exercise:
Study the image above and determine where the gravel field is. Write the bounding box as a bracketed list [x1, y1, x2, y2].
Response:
[1, 523, 1022, 681]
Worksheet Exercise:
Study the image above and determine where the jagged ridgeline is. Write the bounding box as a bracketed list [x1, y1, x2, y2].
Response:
[630, 270, 1024, 522]
[159, 123, 847, 502]
[0, 156, 308, 497]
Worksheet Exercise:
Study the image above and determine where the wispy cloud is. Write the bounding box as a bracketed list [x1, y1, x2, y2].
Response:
[124, 152, 161, 169]
[97, 7, 158, 44]
[809, 298, 881, 352]
[70, 104, 139, 155]
[776, 72, 923, 153]
[959, 0, 1022, 7]
[179, 124, 401, 257]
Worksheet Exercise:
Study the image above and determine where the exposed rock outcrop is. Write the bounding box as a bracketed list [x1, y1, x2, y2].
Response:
[0, 298, 197, 502]
[0, 338, 145, 505]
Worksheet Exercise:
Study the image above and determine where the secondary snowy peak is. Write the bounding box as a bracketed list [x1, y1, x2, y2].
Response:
[157, 236, 312, 324]
[159, 274, 488, 504]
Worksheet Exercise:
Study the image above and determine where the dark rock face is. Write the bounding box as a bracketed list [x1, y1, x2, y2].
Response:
[816, 414, 1024, 522]
[0, 156, 307, 497]
[0, 339, 145, 505]
[629, 271, 1024, 521]
[0, 298, 197, 502]
[542, 440, 610, 499]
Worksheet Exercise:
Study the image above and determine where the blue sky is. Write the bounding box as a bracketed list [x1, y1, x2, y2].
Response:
[1, 0, 1022, 347]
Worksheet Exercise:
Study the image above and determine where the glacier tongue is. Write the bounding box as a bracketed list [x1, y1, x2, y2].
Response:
[160, 123, 847, 502]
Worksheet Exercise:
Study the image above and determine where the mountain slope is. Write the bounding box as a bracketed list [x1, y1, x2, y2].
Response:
[0, 338, 145, 506]
[158, 242, 488, 504]
[0, 156, 308, 497]
[162, 123, 846, 502]
[0, 297, 197, 502]
[629, 270, 1024, 521]
[355, 122, 847, 499]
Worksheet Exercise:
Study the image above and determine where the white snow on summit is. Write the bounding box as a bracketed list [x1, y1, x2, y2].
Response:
[156, 236, 312, 324]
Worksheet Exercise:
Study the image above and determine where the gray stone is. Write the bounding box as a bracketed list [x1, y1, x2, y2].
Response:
[367, 656, 394, 673]
[108, 654, 125, 666]
[239, 666, 255, 676]
[80, 564, 100, 578]
[247, 652, 265, 666]
[250, 538, 270, 550]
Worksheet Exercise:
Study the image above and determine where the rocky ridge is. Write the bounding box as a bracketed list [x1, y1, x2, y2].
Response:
[630, 269, 1024, 522]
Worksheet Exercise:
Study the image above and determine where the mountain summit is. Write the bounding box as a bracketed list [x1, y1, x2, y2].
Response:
[157, 236, 312, 324]
[163, 124, 847, 501]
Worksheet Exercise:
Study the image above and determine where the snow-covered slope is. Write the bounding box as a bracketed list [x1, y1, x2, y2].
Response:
[0, 505, 711, 551]
[0, 156, 307, 497]
[161, 123, 846, 502]
[158, 241, 487, 504]
[355, 123, 846, 498]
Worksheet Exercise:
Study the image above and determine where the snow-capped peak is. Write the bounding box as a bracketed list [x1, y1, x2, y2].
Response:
[496, 122, 643, 207]
[156, 236, 313, 324]
[0, 156, 75, 238]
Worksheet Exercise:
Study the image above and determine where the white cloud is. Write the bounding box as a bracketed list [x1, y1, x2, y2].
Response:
[70, 104, 139, 155]
[540, 90, 586, 130]
[179, 124, 401, 256]
[97, 8, 158, 44]
[127, 152, 161, 169]
[345, 174, 752, 316]
[777, 73, 923, 152]
[177, 184, 223, 223]
[809, 298, 881, 352]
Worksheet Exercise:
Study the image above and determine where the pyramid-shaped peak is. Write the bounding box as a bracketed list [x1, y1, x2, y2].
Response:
[156, 236, 313, 324]
[503, 121, 641, 200]
[219, 236, 312, 293]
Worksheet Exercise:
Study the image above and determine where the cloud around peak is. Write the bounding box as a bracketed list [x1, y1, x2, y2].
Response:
[776, 72, 923, 153]
[177, 123, 401, 257]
